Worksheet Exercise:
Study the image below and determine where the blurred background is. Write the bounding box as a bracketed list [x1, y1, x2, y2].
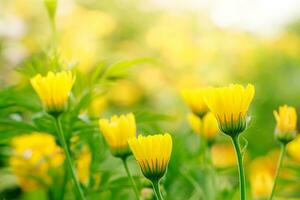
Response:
[1, 0, 300, 199]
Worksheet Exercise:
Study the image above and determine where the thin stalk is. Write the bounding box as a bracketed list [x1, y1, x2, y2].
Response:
[54, 116, 85, 200]
[122, 158, 140, 200]
[269, 143, 286, 200]
[231, 135, 246, 200]
[152, 179, 163, 200]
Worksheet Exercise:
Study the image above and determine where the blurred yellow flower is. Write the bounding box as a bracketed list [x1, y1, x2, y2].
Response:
[181, 88, 209, 117]
[59, 6, 116, 72]
[205, 84, 255, 136]
[187, 112, 219, 140]
[10, 132, 64, 191]
[187, 113, 201, 135]
[108, 80, 142, 107]
[30, 71, 75, 115]
[250, 156, 275, 199]
[287, 134, 300, 162]
[99, 113, 136, 158]
[202, 112, 219, 139]
[128, 134, 172, 181]
[76, 146, 92, 185]
[211, 143, 236, 168]
[88, 96, 107, 117]
[273, 105, 297, 144]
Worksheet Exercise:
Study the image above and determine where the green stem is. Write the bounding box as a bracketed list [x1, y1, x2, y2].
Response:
[231, 136, 246, 200]
[54, 116, 85, 200]
[122, 158, 140, 200]
[269, 143, 286, 200]
[152, 179, 164, 200]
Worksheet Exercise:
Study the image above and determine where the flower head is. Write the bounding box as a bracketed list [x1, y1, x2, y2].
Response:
[287, 134, 300, 161]
[205, 84, 255, 137]
[181, 88, 209, 117]
[273, 105, 297, 144]
[99, 113, 136, 158]
[10, 132, 64, 191]
[250, 156, 275, 199]
[128, 134, 172, 181]
[187, 112, 219, 140]
[30, 71, 75, 115]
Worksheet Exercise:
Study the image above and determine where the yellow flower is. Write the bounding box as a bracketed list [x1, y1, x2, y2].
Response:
[287, 134, 300, 161]
[205, 84, 255, 136]
[30, 71, 75, 115]
[187, 113, 201, 135]
[211, 143, 236, 168]
[128, 134, 172, 181]
[187, 112, 219, 140]
[202, 112, 219, 139]
[10, 132, 64, 191]
[273, 105, 297, 144]
[98, 113, 136, 158]
[76, 145, 92, 185]
[250, 156, 275, 199]
[181, 88, 209, 117]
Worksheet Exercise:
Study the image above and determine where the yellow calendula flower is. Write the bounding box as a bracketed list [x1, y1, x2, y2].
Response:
[211, 143, 236, 168]
[205, 84, 255, 136]
[76, 145, 92, 185]
[273, 105, 297, 144]
[250, 156, 275, 199]
[181, 88, 209, 117]
[99, 113, 136, 158]
[10, 132, 64, 191]
[202, 112, 219, 139]
[30, 71, 75, 115]
[187, 113, 202, 134]
[287, 134, 300, 161]
[187, 112, 219, 140]
[128, 134, 172, 181]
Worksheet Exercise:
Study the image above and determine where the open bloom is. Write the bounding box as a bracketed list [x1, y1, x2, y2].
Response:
[181, 88, 209, 117]
[273, 105, 297, 144]
[30, 71, 75, 115]
[99, 113, 136, 158]
[128, 134, 172, 181]
[205, 84, 255, 136]
[10, 132, 64, 191]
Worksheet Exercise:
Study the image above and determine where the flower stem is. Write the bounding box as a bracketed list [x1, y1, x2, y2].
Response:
[231, 135, 246, 200]
[152, 179, 164, 200]
[269, 143, 286, 200]
[122, 158, 140, 200]
[54, 116, 85, 200]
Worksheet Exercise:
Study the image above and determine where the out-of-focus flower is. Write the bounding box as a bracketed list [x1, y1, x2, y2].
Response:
[99, 113, 136, 158]
[128, 134, 172, 181]
[187, 112, 219, 140]
[30, 71, 75, 115]
[273, 105, 297, 144]
[211, 143, 236, 168]
[108, 80, 142, 107]
[181, 88, 209, 117]
[88, 96, 107, 117]
[205, 84, 255, 137]
[187, 113, 201, 135]
[59, 6, 116, 72]
[76, 145, 92, 185]
[10, 132, 64, 191]
[287, 134, 300, 161]
[202, 112, 219, 140]
[250, 156, 276, 199]
[145, 15, 200, 68]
